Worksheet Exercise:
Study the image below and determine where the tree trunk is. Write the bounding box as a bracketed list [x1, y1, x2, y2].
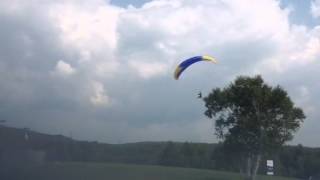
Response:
[252, 154, 262, 180]
[245, 155, 252, 180]
[245, 154, 262, 180]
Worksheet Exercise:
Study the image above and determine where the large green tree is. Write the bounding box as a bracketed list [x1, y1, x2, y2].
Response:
[203, 75, 305, 180]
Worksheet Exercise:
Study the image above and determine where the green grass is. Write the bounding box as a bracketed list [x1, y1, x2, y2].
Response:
[17, 162, 297, 180]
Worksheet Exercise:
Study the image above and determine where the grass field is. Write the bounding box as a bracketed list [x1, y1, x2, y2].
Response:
[15, 162, 297, 180]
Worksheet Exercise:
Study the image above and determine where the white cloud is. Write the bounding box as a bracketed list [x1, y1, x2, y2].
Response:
[49, 1, 121, 52]
[54, 60, 76, 76]
[129, 61, 168, 79]
[117, 0, 292, 77]
[1, 0, 320, 146]
[90, 81, 110, 106]
[47, 1, 124, 80]
[311, 0, 320, 18]
[254, 25, 320, 74]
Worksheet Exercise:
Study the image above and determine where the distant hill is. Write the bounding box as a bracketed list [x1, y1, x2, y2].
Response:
[0, 125, 216, 164]
[0, 125, 72, 150]
[0, 125, 319, 179]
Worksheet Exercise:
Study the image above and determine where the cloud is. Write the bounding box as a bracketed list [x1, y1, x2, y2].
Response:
[108, 118, 215, 143]
[129, 61, 168, 79]
[54, 60, 76, 76]
[0, 0, 319, 146]
[254, 25, 320, 74]
[90, 81, 111, 106]
[49, 1, 121, 51]
[294, 86, 315, 114]
[311, 0, 320, 18]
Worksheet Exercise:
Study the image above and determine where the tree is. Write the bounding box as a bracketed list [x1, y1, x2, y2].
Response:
[180, 142, 194, 167]
[158, 141, 181, 166]
[203, 75, 305, 180]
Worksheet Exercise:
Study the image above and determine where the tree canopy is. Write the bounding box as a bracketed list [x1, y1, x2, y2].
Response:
[203, 75, 306, 180]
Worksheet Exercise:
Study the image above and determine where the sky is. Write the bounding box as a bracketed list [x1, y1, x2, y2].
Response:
[0, 0, 319, 146]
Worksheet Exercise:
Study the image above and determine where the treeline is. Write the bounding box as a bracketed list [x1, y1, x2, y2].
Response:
[156, 142, 320, 179]
[1, 125, 320, 179]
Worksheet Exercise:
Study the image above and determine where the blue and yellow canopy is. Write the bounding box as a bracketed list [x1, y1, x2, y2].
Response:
[174, 55, 217, 80]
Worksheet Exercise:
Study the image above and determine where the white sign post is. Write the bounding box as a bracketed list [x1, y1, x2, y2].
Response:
[266, 160, 274, 175]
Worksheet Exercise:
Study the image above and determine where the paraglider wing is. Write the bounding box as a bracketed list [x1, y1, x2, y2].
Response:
[174, 55, 217, 80]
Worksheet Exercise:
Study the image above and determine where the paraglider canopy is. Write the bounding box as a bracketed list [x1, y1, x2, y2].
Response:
[174, 55, 217, 80]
